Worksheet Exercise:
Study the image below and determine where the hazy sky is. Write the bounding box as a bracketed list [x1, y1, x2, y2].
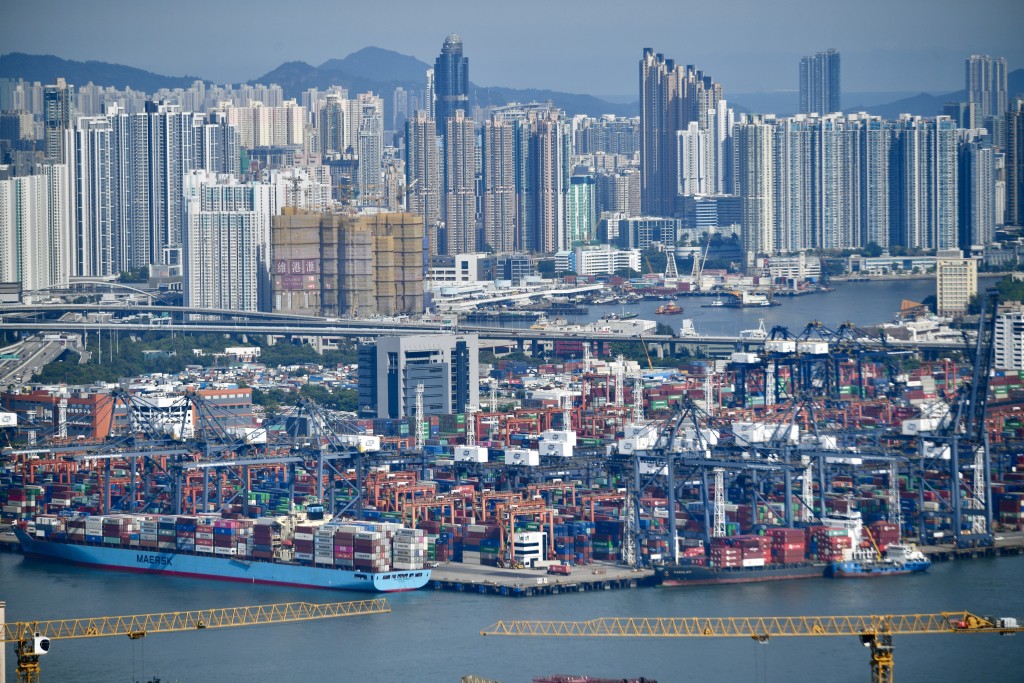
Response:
[2, 0, 1021, 96]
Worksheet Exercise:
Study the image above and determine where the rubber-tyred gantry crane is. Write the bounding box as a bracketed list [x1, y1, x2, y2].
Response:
[480, 611, 1022, 683]
[0, 599, 390, 683]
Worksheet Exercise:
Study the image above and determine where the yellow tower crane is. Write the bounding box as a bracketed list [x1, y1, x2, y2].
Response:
[480, 611, 1022, 683]
[1, 598, 390, 683]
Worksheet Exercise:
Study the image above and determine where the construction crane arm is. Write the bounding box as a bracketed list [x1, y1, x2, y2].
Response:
[480, 611, 1022, 638]
[2, 599, 390, 642]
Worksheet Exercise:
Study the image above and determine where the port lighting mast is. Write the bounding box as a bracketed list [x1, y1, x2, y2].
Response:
[414, 383, 425, 451]
[632, 377, 644, 425]
[466, 404, 477, 447]
[712, 468, 726, 538]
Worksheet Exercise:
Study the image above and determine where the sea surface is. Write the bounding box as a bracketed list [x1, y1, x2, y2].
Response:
[544, 276, 1003, 337]
[3, 551, 1023, 683]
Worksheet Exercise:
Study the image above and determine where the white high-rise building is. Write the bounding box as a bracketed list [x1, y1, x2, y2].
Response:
[405, 111, 442, 255]
[894, 116, 959, 251]
[994, 309, 1024, 371]
[356, 99, 384, 206]
[734, 115, 775, 258]
[0, 164, 70, 297]
[67, 116, 116, 276]
[482, 116, 517, 253]
[566, 174, 596, 245]
[676, 121, 713, 196]
[709, 100, 735, 195]
[443, 110, 477, 254]
[184, 171, 284, 312]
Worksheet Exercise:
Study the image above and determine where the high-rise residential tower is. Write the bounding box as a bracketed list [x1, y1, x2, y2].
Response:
[1008, 98, 1024, 227]
[443, 110, 477, 254]
[405, 111, 442, 254]
[43, 78, 75, 160]
[966, 54, 1008, 122]
[734, 115, 775, 258]
[799, 49, 841, 115]
[481, 116, 517, 252]
[434, 34, 469, 136]
[639, 49, 723, 217]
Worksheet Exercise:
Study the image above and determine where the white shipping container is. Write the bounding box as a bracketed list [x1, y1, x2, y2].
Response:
[454, 445, 489, 463]
[539, 429, 577, 446]
[797, 341, 829, 355]
[504, 449, 540, 466]
[764, 339, 796, 353]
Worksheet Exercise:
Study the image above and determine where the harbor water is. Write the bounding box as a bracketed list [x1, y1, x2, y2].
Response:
[556, 276, 1003, 336]
[3, 552, 1022, 682]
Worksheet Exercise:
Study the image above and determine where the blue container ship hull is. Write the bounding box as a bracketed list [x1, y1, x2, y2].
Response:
[14, 527, 430, 592]
[826, 559, 931, 578]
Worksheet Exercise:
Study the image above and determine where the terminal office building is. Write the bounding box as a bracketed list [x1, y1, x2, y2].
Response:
[357, 334, 479, 419]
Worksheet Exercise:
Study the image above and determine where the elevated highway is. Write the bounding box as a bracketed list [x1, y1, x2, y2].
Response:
[0, 315, 968, 354]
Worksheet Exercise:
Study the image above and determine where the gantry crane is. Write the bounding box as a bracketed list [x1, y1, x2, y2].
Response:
[0, 599, 390, 683]
[480, 611, 1022, 683]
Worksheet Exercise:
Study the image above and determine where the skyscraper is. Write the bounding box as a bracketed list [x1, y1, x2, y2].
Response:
[0, 164, 70, 296]
[639, 49, 723, 217]
[1006, 98, 1024, 228]
[566, 174, 596, 245]
[443, 110, 477, 253]
[434, 34, 469, 136]
[893, 116, 959, 251]
[68, 115, 116, 276]
[481, 116, 517, 252]
[958, 132, 996, 250]
[734, 115, 775, 258]
[966, 54, 1008, 122]
[799, 49, 841, 115]
[529, 112, 569, 253]
[43, 78, 74, 160]
[184, 170, 284, 313]
[356, 99, 384, 205]
[405, 111, 442, 254]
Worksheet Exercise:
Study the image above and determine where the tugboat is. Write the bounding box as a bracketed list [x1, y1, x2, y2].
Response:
[824, 509, 931, 578]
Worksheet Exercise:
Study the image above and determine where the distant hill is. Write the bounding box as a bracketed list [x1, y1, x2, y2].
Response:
[0, 52, 202, 92]
[3, 51, 1017, 123]
[845, 69, 1024, 118]
[0, 50, 634, 122]
[258, 48, 636, 118]
[320, 47, 430, 85]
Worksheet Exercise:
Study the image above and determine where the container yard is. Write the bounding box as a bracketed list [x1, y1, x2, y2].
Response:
[3, 293, 1024, 597]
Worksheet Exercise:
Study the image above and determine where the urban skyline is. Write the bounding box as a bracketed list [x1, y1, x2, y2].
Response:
[1, 0, 1020, 97]
[2, 34, 1021, 316]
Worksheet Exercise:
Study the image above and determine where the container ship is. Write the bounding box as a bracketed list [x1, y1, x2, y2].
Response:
[656, 560, 826, 586]
[13, 512, 431, 592]
[656, 528, 828, 586]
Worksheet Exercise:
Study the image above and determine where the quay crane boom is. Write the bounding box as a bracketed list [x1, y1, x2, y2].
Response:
[481, 611, 1021, 683]
[1, 599, 390, 683]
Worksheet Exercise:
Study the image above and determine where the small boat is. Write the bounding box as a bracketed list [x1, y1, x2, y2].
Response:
[739, 319, 768, 339]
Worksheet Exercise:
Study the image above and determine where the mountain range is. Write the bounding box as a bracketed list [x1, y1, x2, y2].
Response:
[1, 49, 1021, 122]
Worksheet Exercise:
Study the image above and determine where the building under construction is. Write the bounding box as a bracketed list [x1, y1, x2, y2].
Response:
[271, 209, 424, 317]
